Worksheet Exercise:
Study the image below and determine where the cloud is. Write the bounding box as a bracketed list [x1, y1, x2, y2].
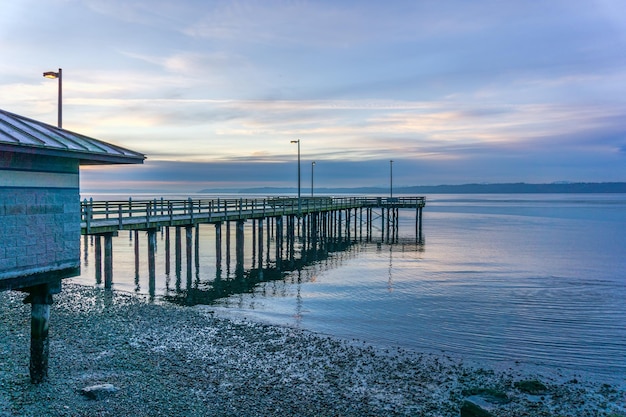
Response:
[181, 1, 401, 46]
[44, 93, 626, 169]
[3, 0, 626, 191]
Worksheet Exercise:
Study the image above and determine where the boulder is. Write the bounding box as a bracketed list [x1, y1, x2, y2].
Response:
[460, 401, 494, 417]
[515, 379, 548, 395]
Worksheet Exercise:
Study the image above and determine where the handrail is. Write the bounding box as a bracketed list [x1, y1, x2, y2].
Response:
[81, 196, 425, 233]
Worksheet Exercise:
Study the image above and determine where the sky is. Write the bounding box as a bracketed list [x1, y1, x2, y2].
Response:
[1, 0, 626, 193]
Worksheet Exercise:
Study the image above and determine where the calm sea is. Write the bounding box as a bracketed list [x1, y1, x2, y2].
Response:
[73, 193, 626, 379]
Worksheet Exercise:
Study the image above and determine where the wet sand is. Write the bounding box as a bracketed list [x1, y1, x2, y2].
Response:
[1, 284, 624, 416]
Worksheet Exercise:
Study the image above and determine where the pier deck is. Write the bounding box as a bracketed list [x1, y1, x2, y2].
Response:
[81, 196, 425, 234]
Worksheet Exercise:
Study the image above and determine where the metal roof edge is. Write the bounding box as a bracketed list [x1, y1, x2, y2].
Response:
[0, 142, 146, 165]
[0, 108, 146, 164]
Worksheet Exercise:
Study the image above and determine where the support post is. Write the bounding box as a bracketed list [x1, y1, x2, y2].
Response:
[418, 206, 423, 242]
[185, 226, 193, 287]
[258, 218, 264, 270]
[266, 217, 271, 266]
[215, 222, 222, 273]
[394, 208, 399, 243]
[415, 205, 419, 239]
[134, 230, 140, 283]
[289, 216, 295, 262]
[195, 224, 200, 277]
[83, 234, 88, 264]
[381, 208, 385, 242]
[175, 227, 182, 276]
[359, 208, 363, 241]
[275, 216, 283, 268]
[347, 209, 352, 241]
[236, 220, 245, 275]
[148, 228, 157, 297]
[165, 227, 171, 276]
[94, 235, 102, 285]
[104, 233, 113, 289]
[337, 210, 342, 241]
[386, 207, 390, 243]
[365, 207, 374, 242]
[226, 221, 231, 272]
[252, 219, 257, 264]
[23, 280, 61, 384]
[310, 213, 318, 253]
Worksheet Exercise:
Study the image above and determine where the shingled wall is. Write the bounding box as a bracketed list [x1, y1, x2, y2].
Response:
[0, 152, 80, 290]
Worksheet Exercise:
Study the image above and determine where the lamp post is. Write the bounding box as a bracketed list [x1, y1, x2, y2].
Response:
[311, 161, 316, 197]
[290, 140, 301, 215]
[43, 68, 62, 128]
[390, 159, 394, 199]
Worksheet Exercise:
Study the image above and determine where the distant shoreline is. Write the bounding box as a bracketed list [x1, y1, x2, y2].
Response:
[198, 182, 626, 195]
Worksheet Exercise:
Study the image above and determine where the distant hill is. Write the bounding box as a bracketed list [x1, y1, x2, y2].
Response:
[399, 182, 626, 194]
[199, 182, 626, 194]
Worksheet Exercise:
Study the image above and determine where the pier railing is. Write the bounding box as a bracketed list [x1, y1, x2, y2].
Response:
[81, 196, 425, 235]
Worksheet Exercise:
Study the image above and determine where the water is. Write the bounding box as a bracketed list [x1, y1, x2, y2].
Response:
[73, 193, 626, 378]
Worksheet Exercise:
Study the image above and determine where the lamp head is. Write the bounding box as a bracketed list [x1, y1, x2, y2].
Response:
[43, 71, 59, 79]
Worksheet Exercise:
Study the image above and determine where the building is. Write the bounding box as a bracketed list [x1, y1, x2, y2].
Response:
[0, 108, 145, 382]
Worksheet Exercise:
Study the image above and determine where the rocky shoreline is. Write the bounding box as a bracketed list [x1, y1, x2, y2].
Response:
[1, 284, 624, 416]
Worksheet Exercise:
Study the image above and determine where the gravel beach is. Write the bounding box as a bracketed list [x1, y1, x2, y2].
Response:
[1, 283, 624, 417]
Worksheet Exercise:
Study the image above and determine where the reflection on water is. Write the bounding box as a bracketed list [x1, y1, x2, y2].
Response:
[163, 238, 359, 306]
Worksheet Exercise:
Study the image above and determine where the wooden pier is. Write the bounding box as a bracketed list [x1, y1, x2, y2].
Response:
[81, 196, 425, 292]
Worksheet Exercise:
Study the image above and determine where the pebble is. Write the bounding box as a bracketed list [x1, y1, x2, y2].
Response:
[80, 383, 119, 400]
[0, 284, 624, 417]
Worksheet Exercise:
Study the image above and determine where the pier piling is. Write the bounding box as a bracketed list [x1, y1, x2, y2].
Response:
[78, 196, 425, 285]
[236, 220, 245, 275]
[175, 227, 182, 278]
[215, 222, 222, 273]
[104, 233, 114, 289]
[148, 229, 157, 295]
[94, 236, 102, 285]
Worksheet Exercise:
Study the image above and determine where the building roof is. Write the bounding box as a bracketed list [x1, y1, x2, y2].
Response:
[0, 108, 145, 165]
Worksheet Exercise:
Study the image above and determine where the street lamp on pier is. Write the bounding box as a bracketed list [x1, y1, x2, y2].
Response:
[290, 140, 301, 215]
[311, 161, 316, 197]
[390, 159, 394, 199]
[43, 68, 62, 128]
